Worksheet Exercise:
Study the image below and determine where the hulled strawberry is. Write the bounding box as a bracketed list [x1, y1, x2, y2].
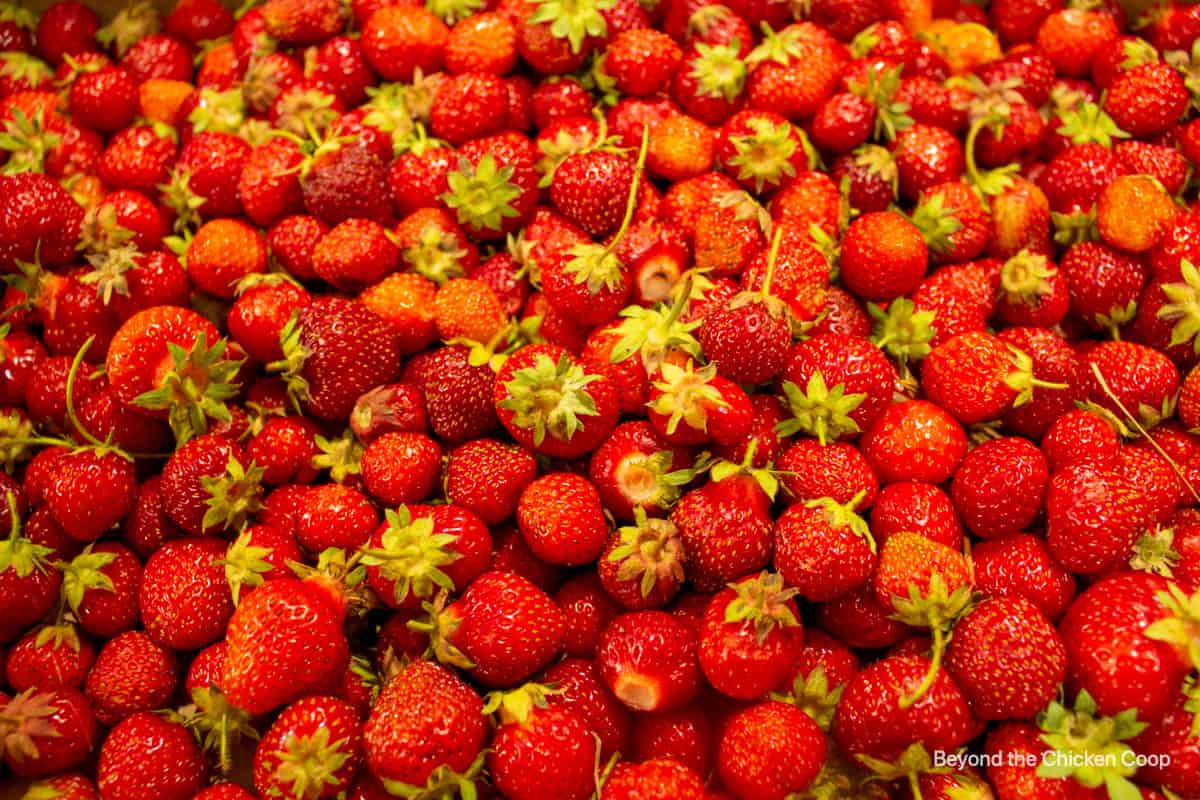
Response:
[597, 609, 702, 712]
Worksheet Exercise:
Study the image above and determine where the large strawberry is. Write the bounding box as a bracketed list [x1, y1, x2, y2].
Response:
[252, 695, 363, 800]
[485, 684, 598, 800]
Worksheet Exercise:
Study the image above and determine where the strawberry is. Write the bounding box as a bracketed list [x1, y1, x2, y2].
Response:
[485, 685, 597, 800]
[869, 481, 961, 551]
[1041, 407, 1121, 471]
[1083, 340, 1179, 428]
[18, 773, 100, 800]
[717, 700, 826, 800]
[1104, 61, 1187, 139]
[293, 484, 378, 553]
[699, 572, 804, 700]
[312, 218, 399, 294]
[0, 688, 97, 777]
[495, 343, 619, 458]
[775, 494, 876, 602]
[777, 332, 895, 443]
[1130, 692, 1200, 798]
[922, 331, 1063, 425]
[159, 434, 261, 536]
[553, 575, 622, 658]
[362, 504, 491, 611]
[1060, 241, 1146, 332]
[261, 0, 343, 45]
[270, 297, 401, 422]
[1097, 174, 1180, 256]
[221, 574, 352, 716]
[34, 2, 99, 66]
[0, 173, 84, 271]
[445, 12, 518, 74]
[588, 420, 694, 521]
[45, 448, 137, 544]
[4, 624, 94, 692]
[0, 503, 61, 644]
[424, 569, 565, 687]
[648, 360, 753, 446]
[403, 344, 498, 443]
[83, 630, 178, 725]
[776, 439, 879, 509]
[440, 134, 539, 240]
[670, 464, 774, 590]
[745, 23, 845, 123]
[602, 758, 707, 800]
[429, 71, 511, 146]
[950, 436, 1048, 539]
[96, 712, 206, 800]
[597, 610, 701, 711]
[253, 695, 363, 799]
[362, 5, 448, 81]
[597, 506, 686, 609]
[840, 210, 928, 301]
[518, 473, 609, 566]
[138, 537, 232, 652]
[861, 399, 968, 484]
[443, 438, 537, 526]
[630, 707, 714, 775]
[945, 596, 1066, 721]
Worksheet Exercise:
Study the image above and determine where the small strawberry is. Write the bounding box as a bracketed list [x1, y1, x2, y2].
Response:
[598, 506, 686, 609]
[775, 493, 876, 602]
[361, 5, 448, 82]
[597, 610, 701, 711]
[4, 624, 94, 692]
[484, 684, 598, 800]
[253, 695, 363, 800]
[588, 420, 694, 521]
[138, 537, 233, 652]
[518, 473, 608, 566]
[717, 700, 826, 800]
[96, 712, 206, 800]
[403, 344, 498, 443]
[647, 360, 753, 447]
[0, 688, 97, 777]
[840, 210, 928, 301]
[869, 481, 962, 551]
[950, 436, 1049, 539]
[777, 333, 895, 443]
[83, 630, 177, 726]
[0, 499, 61, 644]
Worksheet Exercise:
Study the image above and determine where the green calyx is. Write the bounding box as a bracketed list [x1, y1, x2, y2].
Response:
[187, 87, 247, 136]
[855, 742, 943, 800]
[1036, 690, 1146, 799]
[1145, 581, 1200, 672]
[805, 491, 874, 552]
[908, 190, 964, 256]
[0, 107, 60, 176]
[96, 0, 159, 57]
[270, 726, 351, 800]
[200, 454, 265, 533]
[799, 753, 892, 800]
[747, 22, 805, 67]
[407, 592, 475, 671]
[403, 221, 468, 285]
[709, 441, 781, 500]
[482, 682, 562, 725]
[853, 144, 899, 201]
[869, 298, 936, 366]
[718, 188, 774, 236]
[426, 0, 485, 24]
[32, 623, 81, 652]
[133, 331, 243, 447]
[311, 429, 363, 484]
[362, 83, 417, 155]
[499, 352, 602, 445]
[60, 547, 117, 614]
[267, 312, 313, 415]
[1055, 101, 1129, 148]
[724, 117, 800, 195]
[647, 360, 726, 436]
[80, 242, 137, 305]
[776, 371, 866, 444]
[690, 40, 746, 103]
[525, 0, 616, 54]
[176, 685, 259, 775]
[608, 276, 702, 373]
[723, 571, 800, 645]
[221, 530, 275, 605]
[0, 689, 60, 767]
[273, 88, 340, 139]
[888, 571, 974, 709]
[0, 409, 35, 473]
[440, 154, 522, 233]
[1004, 344, 1068, 408]
[1129, 526, 1181, 578]
[1119, 37, 1159, 70]
[159, 168, 206, 235]
[535, 119, 618, 188]
[608, 506, 685, 598]
[0, 492, 52, 580]
[848, 64, 912, 143]
[381, 751, 486, 800]
[1157, 257, 1200, 354]
[78, 203, 136, 256]
[0, 4, 36, 30]
[359, 507, 462, 606]
[1167, 39, 1200, 114]
[1051, 208, 1100, 247]
[963, 114, 1019, 200]
[770, 664, 845, 730]
[1000, 249, 1058, 307]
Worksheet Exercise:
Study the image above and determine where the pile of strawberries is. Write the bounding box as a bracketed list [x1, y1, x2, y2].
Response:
[3, 0, 1200, 796]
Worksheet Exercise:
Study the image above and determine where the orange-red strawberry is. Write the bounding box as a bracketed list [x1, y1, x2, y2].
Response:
[433, 277, 508, 344]
[717, 700, 826, 800]
[186, 218, 267, 299]
[775, 494, 875, 602]
[840, 210, 928, 301]
[261, 0, 344, 45]
[485, 684, 598, 800]
[96, 712, 205, 800]
[597, 610, 702, 711]
[517, 472, 608, 566]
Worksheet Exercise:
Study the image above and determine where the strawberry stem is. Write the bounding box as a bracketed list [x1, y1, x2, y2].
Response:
[759, 223, 784, 300]
[600, 125, 650, 260]
[899, 623, 945, 709]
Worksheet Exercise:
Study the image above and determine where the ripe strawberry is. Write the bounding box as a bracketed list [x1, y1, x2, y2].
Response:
[34, 2, 99, 66]
[45, 449, 136, 544]
[495, 343, 619, 458]
[270, 297, 401, 422]
[699, 572, 804, 700]
[4, 624, 94, 692]
[0, 506, 61, 644]
[944, 596, 1066, 721]
[1130, 693, 1200, 798]
[403, 344, 498, 443]
[96, 712, 206, 800]
[717, 701, 826, 800]
[221, 575, 351, 715]
[840, 210, 928, 301]
[861, 400, 968, 484]
[517, 473, 608, 566]
[1046, 463, 1149, 575]
[139, 537, 232, 652]
[869, 481, 961, 551]
[83, 630, 178, 726]
[671, 465, 774, 590]
[253, 695, 362, 799]
[302, 142, 393, 227]
[312, 218, 399, 294]
[238, 138, 306, 228]
[0, 173, 84, 271]
[1084, 339, 1179, 428]
[18, 773, 100, 800]
[159, 434, 261, 536]
[0, 688, 97, 777]
[597, 610, 701, 711]
[776, 439, 879, 509]
[950, 436, 1048, 539]
[647, 360, 753, 447]
[293, 484, 378, 553]
[261, 0, 343, 45]
[833, 654, 977, 762]
[443, 438, 537, 526]
[1059, 571, 1192, 725]
[1104, 61, 1187, 139]
[1060, 240, 1146, 332]
[602, 758, 707, 800]
[445, 11, 518, 74]
[588, 420, 694, 522]
[439, 134, 539, 240]
[486, 685, 597, 800]
[362, 5, 448, 81]
[597, 507, 686, 610]
[922, 331, 1062, 425]
[777, 333, 895, 443]
[775, 494, 876, 602]
[552, 575, 622, 658]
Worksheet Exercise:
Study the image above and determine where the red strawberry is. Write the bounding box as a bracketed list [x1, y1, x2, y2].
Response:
[159, 434, 262, 537]
[253, 695, 363, 799]
[699, 572, 804, 700]
[0, 173, 84, 271]
[0, 504, 61, 644]
[630, 707, 714, 775]
[485, 684, 597, 800]
[444, 438, 538, 525]
[363, 660, 487, 792]
[717, 700, 826, 800]
[138, 537, 233, 652]
[775, 494, 876, 602]
[949, 436, 1048, 539]
[869, 481, 961, 551]
[670, 466, 774, 590]
[4, 624, 94, 692]
[944, 596, 1066, 721]
[0, 688, 96, 777]
[495, 343, 619, 458]
[221, 575, 352, 715]
[861, 400, 968, 484]
[598, 507, 686, 610]
[403, 344, 498, 443]
[83, 630, 177, 726]
[972, 533, 1076, 622]
[602, 758, 707, 800]
[778, 333, 895, 443]
[776, 439, 879, 509]
[96, 712, 206, 800]
[360, 431, 441, 506]
[647, 360, 753, 447]
[540, 657, 632, 757]
[840, 210, 928, 301]
[597, 610, 701, 712]
[518, 473, 608, 566]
